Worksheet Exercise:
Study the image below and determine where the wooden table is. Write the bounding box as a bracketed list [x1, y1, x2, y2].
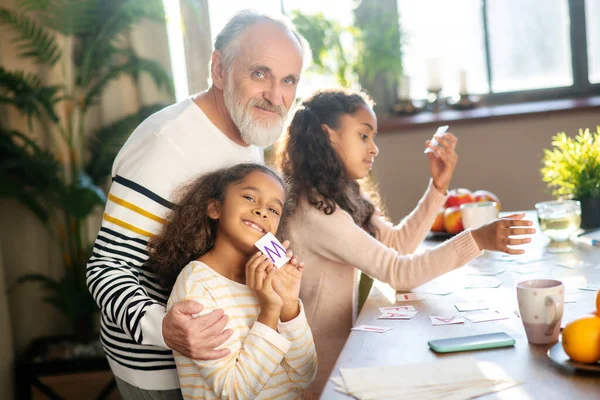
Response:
[322, 212, 600, 399]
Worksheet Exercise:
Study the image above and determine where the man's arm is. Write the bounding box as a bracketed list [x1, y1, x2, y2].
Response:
[86, 135, 184, 347]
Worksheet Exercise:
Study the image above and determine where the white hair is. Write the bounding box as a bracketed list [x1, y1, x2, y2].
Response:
[213, 10, 311, 71]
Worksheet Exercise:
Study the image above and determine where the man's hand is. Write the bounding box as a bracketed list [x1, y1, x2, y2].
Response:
[163, 300, 233, 360]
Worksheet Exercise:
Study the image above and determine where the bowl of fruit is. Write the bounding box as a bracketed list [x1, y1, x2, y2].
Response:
[429, 188, 501, 238]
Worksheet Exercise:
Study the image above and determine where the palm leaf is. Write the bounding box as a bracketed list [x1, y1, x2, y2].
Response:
[0, 127, 63, 222]
[85, 103, 166, 184]
[16, 273, 61, 291]
[16, 0, 100, 35]
[82, 54, 173, 109]
[0, 66, 62, 124]
[58, 173, 107, 219]
[78, 0, 165, 87]
[0, 6, 61, 66]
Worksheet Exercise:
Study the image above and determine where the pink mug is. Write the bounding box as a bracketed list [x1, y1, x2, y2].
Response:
[516, 279, 564, 344]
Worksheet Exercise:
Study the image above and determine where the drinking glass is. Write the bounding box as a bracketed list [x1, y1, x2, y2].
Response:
[535, 200, 581, 253]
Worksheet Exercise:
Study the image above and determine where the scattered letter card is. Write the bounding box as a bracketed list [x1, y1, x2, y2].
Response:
[424, 125, 449, 154]
[455, 301, 489, 312]
[555, 260, 595, 269]
[379, 305, 416, 313]
[396, 292, 425, 302]
[254, 232, 290, 268]
[351, 325, 392, 333]
[430, 316, 465, 326]
[464, 310, 510, 323]
[579, 283, 600, 291]
[378, 311, 418, 320]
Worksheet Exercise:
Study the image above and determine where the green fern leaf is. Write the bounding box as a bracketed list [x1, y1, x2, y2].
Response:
[0, 66, 63, 124]
[0, 7, 61, 66]
[0, 126, 64, 222]
[78, 0, 165, 86]
[82, 54, 173, 110]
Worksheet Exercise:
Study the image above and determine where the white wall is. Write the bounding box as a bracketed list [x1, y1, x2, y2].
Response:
[372, 109, 600, 222]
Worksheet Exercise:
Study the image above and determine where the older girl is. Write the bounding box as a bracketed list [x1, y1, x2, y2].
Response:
[274, 89, 535, 395]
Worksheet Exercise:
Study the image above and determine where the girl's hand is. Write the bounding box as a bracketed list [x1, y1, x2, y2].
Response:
[471, 213, 536, 254]
[272, 241, 305, 321]
[425, 132, 458, 194]
[246, 252, 282, 312]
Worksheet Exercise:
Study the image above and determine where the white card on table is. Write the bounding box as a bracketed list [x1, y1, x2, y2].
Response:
[254, 232, 290, 268]
[466, 265, 506, 276]
[351, 325, 392, 333]
[424, 125, 449, 154]
[378, 311, 418, 320]
[515, 255, 552, 264]
[564, 295, 577, 303]
[379, 305, 416, 313]
[512, 263, 543, 274]
[430, 316, 465, 326]
[396, 292, 425, 302]
[464, 277, 501, 289]
[464, 310, 510, 323]
[579, 284, 600, 291]
[455, 301, 489, 312]
[555, 260, 595, 269]
[422, 285, 455, 295]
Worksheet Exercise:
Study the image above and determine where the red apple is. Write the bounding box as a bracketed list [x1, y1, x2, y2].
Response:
[445, 188, 475, 208]
[472, 189, 501, 211]
[444, 206, 464, 234]
[431, 207, 446, 232]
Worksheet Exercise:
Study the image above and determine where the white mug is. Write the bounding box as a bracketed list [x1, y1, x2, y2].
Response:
[461, 201, 498, 229]
[516, 279, 564, 344]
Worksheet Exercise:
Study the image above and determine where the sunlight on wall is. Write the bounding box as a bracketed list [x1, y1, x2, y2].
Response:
[163, 0, 189, 101]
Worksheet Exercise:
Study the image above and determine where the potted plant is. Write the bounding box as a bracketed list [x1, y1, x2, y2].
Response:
[541, 127, 600, 229]
[0, 0, 173, 344]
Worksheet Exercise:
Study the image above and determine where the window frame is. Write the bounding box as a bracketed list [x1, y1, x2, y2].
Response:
[474, 0, 598, 104]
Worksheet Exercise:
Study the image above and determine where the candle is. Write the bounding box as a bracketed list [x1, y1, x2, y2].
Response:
[459, 69, 468, 95]
[397, 75, 411, 100]
[426, 58, 442, 91]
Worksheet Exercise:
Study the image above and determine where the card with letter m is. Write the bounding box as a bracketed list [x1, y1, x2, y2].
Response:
[254, 232, 291, 268]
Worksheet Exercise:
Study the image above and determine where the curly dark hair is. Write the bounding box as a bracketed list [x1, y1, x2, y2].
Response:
[148, 163, 285, 290]
[274, 88, 379, 237]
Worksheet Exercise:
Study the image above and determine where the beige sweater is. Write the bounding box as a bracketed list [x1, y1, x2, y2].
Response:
[283, 181, 482, 395]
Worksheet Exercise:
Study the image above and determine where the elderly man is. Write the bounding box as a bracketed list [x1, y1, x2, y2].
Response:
[86, 11, 309, 399]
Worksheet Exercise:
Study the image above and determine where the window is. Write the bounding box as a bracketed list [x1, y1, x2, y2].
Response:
[398, 0, 599, 102]
[199, 0, 598, 104]
[587, 0, 600, 83]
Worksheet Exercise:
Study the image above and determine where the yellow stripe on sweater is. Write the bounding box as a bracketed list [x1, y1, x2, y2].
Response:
[108, 193, 166, 223]
[103, 213, 152, 237]
[262, 387, 298, 400]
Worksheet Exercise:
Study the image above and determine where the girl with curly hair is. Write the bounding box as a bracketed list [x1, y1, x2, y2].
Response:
[274, 88, 535, 395]
[148, 163, 317, 399]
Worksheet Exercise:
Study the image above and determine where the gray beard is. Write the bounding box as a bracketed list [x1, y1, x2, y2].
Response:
[223, 77, 287, 148]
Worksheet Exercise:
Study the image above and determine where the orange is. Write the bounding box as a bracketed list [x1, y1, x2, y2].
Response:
[596, 289, 600, 315]
[561, 316, 600, 364]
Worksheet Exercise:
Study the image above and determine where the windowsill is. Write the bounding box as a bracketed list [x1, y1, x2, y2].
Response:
[378, 96, 600, 133]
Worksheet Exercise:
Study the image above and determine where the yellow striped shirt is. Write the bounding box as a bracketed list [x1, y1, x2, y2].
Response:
[167, 261, 317, 399]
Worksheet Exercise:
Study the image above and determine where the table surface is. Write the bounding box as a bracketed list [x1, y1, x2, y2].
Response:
[321, 212, 600, 399]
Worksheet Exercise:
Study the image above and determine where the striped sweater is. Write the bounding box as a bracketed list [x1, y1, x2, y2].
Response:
[86, 98, 263, 390]
[168, 261, 317, 399]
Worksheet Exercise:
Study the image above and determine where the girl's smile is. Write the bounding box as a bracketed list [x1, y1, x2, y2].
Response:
[242, 219, 267, 234]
